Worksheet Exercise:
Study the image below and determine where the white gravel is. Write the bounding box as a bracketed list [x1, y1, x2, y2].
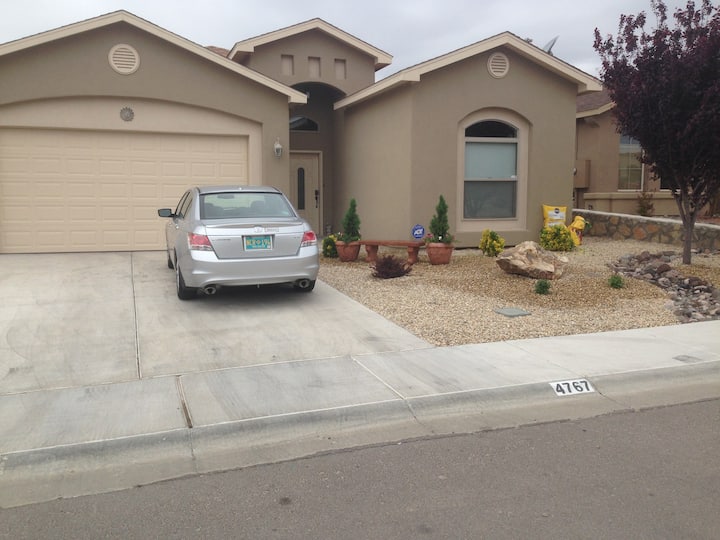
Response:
[318, 237, 720, 346]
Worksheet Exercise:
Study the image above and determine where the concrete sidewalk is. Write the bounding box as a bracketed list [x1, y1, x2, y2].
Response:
[2, 318, 719, 508]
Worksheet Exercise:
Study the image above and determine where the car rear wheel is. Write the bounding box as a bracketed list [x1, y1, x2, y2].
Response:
[293, 279, 316, 292]
[176, 261, 197, 300]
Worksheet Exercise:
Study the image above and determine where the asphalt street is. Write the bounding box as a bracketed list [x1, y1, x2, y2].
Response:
[2, 399, 719, 539]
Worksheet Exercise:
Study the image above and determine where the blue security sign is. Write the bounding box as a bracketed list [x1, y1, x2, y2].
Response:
[412, 224, 425, 239]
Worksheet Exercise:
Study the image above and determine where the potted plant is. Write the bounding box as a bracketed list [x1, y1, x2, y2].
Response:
[335, 198, 362, 262]
[425, 195, 454, 265]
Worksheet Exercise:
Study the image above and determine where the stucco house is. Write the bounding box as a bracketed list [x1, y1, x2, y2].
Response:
[575, 89, 677, 215]
[0, 10, 600, 253]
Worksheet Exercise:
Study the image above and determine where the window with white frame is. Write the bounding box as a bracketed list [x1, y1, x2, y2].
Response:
[619, 134, 643, 190]
[463, 120, 518, 218]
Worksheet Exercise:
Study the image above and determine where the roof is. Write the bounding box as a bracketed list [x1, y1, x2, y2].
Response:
[206, 45, 230, 57]
[576, 88, 614, 117]
[335, 32, 603, 110]
[0, 10, 307, 105]
[228, 18, 392, 71]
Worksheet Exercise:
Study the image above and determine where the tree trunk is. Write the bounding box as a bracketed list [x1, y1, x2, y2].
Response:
[676, 190, 696, 265]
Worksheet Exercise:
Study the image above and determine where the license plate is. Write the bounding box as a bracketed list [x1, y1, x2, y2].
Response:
[244, 235, 272, 250]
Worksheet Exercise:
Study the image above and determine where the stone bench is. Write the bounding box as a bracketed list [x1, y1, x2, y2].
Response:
[359, 240, 424, 265]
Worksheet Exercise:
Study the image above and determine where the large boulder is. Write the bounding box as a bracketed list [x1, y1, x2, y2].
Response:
[496, 241, 568, 280]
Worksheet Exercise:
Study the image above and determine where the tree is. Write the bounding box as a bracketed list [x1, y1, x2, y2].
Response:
[340, 198, 361, 242]
[594, 0, 720, 264]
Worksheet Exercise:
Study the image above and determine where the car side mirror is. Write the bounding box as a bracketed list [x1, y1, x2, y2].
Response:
[157, 208, 174, 218]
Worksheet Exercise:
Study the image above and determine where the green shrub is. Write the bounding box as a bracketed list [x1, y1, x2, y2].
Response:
[608, 274, 625, 289]
[636, 190, 655, 217]
[372, 255, 412, 279]
[322, 234, 338, 258]
[339, 198, 361, 242]
[479, 229, 505, 257]
[534, 279, 551, 295]
[427, 195, 454, 244]
[539, 225, 574, 251]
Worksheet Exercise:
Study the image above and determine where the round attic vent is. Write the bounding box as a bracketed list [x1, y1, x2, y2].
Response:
[487, 52, 509, 78]
[109, 44, 140, 75]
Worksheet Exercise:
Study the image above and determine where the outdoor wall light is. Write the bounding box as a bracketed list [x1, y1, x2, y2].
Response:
[273, 138, 283, 158]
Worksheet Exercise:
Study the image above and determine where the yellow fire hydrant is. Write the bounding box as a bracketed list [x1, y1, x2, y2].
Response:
[569, 215, 587, 246]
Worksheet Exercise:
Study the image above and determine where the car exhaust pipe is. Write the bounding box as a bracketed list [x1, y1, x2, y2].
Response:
[295, 279, 311, 289]
[202, 285, 218, 295]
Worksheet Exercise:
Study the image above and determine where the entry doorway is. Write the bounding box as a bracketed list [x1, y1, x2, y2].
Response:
[289, 152, 321, 233]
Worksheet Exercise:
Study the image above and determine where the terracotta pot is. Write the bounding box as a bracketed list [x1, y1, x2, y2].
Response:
[425, 242, 454, 265]
[335, 240, 361, 262]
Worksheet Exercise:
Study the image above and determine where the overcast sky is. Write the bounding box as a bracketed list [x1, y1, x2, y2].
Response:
[0, 0, 694, 78]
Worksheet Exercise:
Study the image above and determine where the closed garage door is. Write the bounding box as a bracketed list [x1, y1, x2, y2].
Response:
[0, 128, 248, 253]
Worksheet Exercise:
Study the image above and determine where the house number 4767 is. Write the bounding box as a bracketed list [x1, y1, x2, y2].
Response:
[550, 379, 595, 396]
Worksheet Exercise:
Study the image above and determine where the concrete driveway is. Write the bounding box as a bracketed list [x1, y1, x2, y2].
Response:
[0, 252, 430, 395]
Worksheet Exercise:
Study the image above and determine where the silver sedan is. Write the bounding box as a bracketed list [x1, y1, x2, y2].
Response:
[158, 186, 319, 299]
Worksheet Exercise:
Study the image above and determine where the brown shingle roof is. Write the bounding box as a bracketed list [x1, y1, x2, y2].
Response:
[206, 45, 229, 57]
[577, 88, 612, 114]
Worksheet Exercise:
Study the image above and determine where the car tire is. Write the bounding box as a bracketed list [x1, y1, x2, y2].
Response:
[176, 262, 197, 300]
[294, 279, 316, 292]
[167, 252, 174, 269]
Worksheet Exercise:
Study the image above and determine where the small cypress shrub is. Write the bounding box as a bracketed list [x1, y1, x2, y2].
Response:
[372, 255, 412, 279]
[339, 198, 361, 242]
[539, 225, 574, 251]
[427, 195, 453, 243]
[534, 279, 551, 295]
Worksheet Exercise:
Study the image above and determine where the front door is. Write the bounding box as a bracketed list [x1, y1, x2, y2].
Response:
[289, 153, 321, 233]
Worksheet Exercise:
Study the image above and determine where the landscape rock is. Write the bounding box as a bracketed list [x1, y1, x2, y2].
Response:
[608, 250, 720, 323]
[496, 241, 569, 280]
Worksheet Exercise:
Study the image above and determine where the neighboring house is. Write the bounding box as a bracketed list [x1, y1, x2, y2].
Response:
[575, 89, 677, 215]
[0, 10, 600, 253]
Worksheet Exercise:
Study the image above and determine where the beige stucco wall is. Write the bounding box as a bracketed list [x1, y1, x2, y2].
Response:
[583, 191, 679, 215]
[575, 111, 620, 194]
[0, 22, 291, 191]
[338, 47, 578, 247]
[337, 87, 413, 239]
[240, 29, 377, 96]
[575, 109, 678, 215]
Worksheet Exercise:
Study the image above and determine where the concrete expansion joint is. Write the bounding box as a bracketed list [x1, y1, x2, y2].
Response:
[351, 355, 436, 431]
[175, 375, 193, 429]
[130, 252, 142, 380]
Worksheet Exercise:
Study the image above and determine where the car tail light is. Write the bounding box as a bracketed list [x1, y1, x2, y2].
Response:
[301, 231, 317, 247]
[188, 233, 214, 251]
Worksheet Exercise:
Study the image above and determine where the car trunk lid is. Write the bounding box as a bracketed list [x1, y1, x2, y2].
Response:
[204, 220, 306, 259]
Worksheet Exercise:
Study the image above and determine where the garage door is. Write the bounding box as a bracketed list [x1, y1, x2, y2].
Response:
[0, 128, 248, 253]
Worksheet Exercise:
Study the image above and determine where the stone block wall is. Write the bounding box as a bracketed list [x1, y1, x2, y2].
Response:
[573, 209, 720, 251]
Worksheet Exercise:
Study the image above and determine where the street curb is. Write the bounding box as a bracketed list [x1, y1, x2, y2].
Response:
[2, 361, 718, 508]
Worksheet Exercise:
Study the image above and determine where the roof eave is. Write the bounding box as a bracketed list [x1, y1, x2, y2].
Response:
[337, 32, 602, 110]
[577, 102, 615, 118]
[334, 72, 420, 110]
[0, 10, 307, 105]
[228, 18, 392, 71]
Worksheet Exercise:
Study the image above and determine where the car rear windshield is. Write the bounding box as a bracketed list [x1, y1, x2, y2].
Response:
[200, 192, 296, 220]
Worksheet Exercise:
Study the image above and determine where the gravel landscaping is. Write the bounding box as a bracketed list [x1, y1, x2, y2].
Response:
[318, 237, 720, 346]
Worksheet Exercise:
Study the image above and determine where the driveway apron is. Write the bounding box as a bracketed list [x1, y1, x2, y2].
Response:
[0, 252, 430, 394]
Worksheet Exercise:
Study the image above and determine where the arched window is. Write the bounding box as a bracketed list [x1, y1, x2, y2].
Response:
[463, 119, 519, 219]
[290, 116, 319, 132]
